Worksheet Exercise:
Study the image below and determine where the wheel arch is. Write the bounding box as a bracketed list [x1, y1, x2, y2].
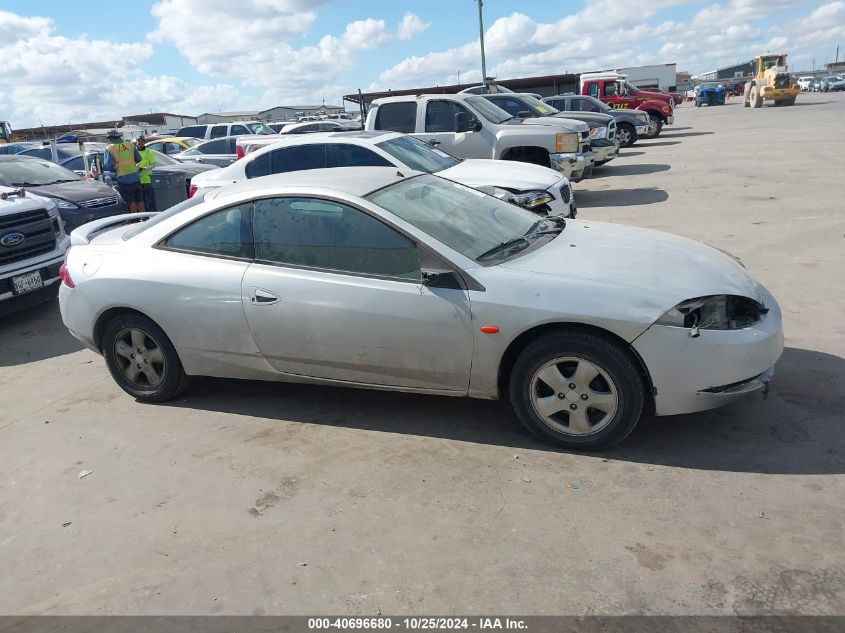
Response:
[497, 321, 656, 413]
[500, 146, 551, 167]
[93, 306, 157, 351]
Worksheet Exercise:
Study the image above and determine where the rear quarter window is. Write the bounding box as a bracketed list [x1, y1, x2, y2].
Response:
[373, 102, 417, 133]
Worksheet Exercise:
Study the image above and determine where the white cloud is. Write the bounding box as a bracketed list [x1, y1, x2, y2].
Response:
[397, 12, 431, 40]
[0, 8, 248, 127]
[376, 0, 842, 91]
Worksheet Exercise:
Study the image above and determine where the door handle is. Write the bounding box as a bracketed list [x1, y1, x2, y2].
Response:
[427, 139, 441, 147]
[252, 289, 279, 304]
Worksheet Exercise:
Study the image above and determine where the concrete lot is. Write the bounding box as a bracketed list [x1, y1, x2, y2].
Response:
[1, 92, 844, 615]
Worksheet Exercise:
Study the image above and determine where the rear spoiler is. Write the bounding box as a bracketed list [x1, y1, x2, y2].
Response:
[70, 212, 158, 245]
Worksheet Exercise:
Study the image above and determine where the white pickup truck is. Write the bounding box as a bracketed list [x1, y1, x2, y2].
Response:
[0, 187, 69, 316]
[364, 93, 595, 182]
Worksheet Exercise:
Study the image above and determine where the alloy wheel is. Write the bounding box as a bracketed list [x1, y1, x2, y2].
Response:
[529, 356, 618, 436]
[113, 327, 165, 388]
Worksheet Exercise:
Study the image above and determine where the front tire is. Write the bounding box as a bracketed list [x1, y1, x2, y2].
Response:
[102, 313, 190, 402]
[509, 331, 645, 450]
[749, 85, 763, 108]
[615, 123, 636, 147]
[644, 114, 663, 138]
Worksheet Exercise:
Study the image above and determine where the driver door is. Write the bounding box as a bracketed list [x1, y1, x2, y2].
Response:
[241, 196, 474, 392]
[415, 100, 489, 159]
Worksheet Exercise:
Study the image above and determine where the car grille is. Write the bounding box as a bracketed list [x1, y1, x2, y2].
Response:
[0, 208, 58, 267]
[607, 121, 617, 138]
[580, 130, 590, 140]
[0, 261, 61, 295]
[560, 183, 571, 204]
[78, 195, 119, 209]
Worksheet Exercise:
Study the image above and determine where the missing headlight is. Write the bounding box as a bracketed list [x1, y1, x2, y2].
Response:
[656, 295, 766, 331]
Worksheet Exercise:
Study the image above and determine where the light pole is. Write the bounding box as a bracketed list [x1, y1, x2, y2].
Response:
[475, 0, 487, 83]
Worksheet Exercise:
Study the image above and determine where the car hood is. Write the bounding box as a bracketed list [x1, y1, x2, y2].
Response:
[24, 179, 118, 203]
[634, 90, 673, 103]
[504, 117, 590, 134]
[499, 220, 765, 304]
[438, 159, 561, 191]
[551, 112, 614, 126]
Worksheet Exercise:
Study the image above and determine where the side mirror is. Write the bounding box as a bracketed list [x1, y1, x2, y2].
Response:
[474, 118, 483, 132]
[422, 270, 463, 290]
[517, 110, 531, 118]
[455, 111, 470, 133]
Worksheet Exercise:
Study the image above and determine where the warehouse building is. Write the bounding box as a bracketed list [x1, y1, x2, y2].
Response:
[701, 61, 755, 81]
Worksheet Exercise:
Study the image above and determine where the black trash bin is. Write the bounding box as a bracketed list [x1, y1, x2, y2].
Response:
[151, 172, 187, 211]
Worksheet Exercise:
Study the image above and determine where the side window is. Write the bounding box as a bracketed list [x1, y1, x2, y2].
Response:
[244, 152, 271, 179]
[63, 156, 83, 171]
[210, 125, 227, 138]
[605, 82, 617, 97]
[268, 145, 326, 173]
[578, 98, 600, 112]
[373, 102, 417, 133]
[179, 126, 204, 138]
[226, 138, 237, 153]
[230, 125, 250, 135]
[253, 197, 421, 280]
[164, 204, 253, 259]
[587, 83, 599, 98]
[331, 145, 392, 168]
[425, 100, 457, 132]
[198, 140, 225, 154]
[163, 142, 180, 154]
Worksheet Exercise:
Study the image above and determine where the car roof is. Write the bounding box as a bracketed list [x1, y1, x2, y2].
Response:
[209, 166, 417, 200]
[0, 154, 41, 162]
[373, 93, 473, 104]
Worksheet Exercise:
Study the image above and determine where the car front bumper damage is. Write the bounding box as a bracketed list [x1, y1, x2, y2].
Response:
[631, 287, 784, 417]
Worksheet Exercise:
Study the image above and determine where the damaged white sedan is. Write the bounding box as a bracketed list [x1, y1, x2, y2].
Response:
[59, 168, 783, 450]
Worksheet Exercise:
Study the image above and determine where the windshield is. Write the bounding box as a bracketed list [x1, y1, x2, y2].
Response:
[376, 136, 461, 173]
[702, 83, 722, 88]
[249, 123, 275, 135]
[465, 96, 513, 124]
[521, 95, 559, 115]
[0, 159, 82, 186]
[366, 174, 544, 262]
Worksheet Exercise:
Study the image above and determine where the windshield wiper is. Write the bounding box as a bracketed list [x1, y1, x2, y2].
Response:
[476, 237, 530, 262]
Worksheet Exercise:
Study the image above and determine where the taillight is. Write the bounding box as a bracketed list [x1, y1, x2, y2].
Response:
[59, 251, 74, 288]
[188, 184, 197, 198]
[235, 145, 245, 160]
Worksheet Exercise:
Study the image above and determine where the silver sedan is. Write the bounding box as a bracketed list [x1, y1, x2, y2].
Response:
[59, 167, 783, 450]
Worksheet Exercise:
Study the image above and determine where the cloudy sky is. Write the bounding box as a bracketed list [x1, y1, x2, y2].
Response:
[0, 0, 842, 127]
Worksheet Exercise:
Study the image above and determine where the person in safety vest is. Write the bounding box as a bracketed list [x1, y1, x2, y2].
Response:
[135, 136, 157, 212]
[103, 129, 144, 213]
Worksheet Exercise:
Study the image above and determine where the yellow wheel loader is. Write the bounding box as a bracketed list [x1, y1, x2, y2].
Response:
[744, 54, 800, 108]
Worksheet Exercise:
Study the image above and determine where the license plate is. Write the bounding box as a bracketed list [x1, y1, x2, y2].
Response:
[12, 270, 43, 295]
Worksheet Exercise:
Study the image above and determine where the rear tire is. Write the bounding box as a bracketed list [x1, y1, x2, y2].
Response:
[102, 314, 190, 403]
[508, 331, 645, 450]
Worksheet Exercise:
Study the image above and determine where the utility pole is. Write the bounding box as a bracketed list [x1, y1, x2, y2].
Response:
[475, 0, 487, 83]
[836, 45, 840, 64]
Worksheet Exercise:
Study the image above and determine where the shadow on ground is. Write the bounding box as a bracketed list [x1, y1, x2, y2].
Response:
[635, 140, 681, 147]
[575, 187, 669, 206]
[619, 151, 645, 158]
[790, 101, 833, 107]
[593, 163, 671, 178]
[660, 131, 715, 138]
[0, 300, 83, 367]
[162, 347, 845, 476]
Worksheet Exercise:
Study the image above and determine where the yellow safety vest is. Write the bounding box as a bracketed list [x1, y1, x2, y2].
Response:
[108, 141, 138, 178]
[136, 147, 156, 184]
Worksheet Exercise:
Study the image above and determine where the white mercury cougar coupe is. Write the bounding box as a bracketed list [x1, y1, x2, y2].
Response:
[59, 168, 783, 450]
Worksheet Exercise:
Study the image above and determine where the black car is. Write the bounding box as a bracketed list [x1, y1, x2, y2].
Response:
[543, 94, 652, 147]
[0, 156, 127, 233]
[61, 149, 219, 200]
